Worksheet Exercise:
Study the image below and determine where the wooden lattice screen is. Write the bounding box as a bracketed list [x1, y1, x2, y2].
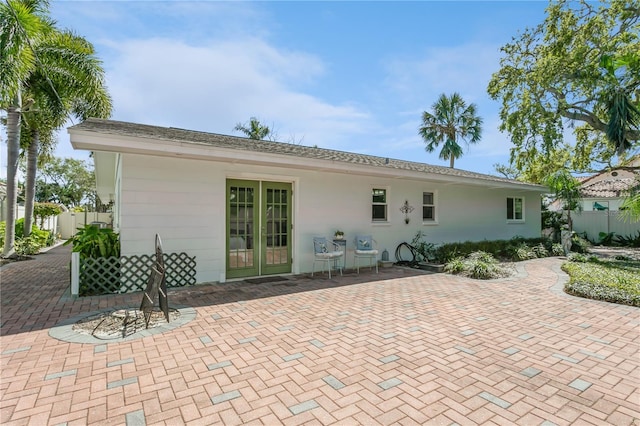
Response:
[79, 252, 196, 296]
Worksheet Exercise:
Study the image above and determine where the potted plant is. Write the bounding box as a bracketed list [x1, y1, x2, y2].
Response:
[334, 230, 344, 240]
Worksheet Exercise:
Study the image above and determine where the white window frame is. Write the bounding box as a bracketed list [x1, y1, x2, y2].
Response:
[507, 196, 525, 222]
[372, 187, 389, 223]
[422, 190, 438, 225]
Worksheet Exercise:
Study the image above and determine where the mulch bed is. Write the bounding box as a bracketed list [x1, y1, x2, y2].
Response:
[72, 308, 181, 340]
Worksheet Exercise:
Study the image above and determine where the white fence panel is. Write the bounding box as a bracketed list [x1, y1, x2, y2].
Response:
[58, 212, 113, 239]
[572, 211, 640, 240]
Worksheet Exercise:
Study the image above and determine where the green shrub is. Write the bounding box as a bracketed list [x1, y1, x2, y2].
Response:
[64, 225, 120, 258]
[614, 231, 640, 248]
[410, 231, 437, 261]
[571, 233, 591, 253]
[443, 251, 511, 280]
[567, 252, 589, 262]
[435, 237, 551, 263]
[443, 257, 465, 274]
[14, 236, 42, 255]
[551, 243, 565, 256]
[532, 243, 549, 258]
[597, 232, 617, 246]
[509, 243, 536, 261]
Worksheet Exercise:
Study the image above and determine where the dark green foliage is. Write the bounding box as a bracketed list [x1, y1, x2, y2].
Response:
[597, 232, 617, 246]
[64, 224, 120, 258]
[541, 208, 566, 240]
[435, 237, 554, 263]
[410, 231, 437, 262]
[33, 202, 63, 228]
[65, 225, 121, 296]
[571, 233, 591, 253]
[614, 231, 640, 248]
[2, 219, 53, 255]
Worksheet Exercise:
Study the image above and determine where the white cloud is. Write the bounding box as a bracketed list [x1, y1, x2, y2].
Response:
[102, 37, 371, 150]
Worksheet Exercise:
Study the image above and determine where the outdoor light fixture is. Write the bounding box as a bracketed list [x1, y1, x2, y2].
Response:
[399, 200, 414, 224]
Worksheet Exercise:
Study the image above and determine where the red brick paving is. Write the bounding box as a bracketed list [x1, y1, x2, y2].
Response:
[1, 244, 639, 425]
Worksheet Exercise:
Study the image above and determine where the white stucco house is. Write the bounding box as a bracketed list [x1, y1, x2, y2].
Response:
[68, 118, 547, 284]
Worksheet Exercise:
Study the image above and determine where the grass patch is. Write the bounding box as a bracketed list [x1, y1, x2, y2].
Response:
[562, 257, 640, 307]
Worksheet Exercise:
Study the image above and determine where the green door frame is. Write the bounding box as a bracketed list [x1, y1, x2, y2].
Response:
[226, 179, 292, 279]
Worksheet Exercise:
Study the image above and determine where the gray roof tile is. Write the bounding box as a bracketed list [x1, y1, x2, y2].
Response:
[70, 118, 545, 190]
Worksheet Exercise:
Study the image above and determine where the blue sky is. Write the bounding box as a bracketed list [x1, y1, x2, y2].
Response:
[10, 1, 552, 177]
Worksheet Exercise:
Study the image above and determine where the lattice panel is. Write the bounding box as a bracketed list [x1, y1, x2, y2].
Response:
[80, 257, 121, 296]
[79, 252, 197, 296]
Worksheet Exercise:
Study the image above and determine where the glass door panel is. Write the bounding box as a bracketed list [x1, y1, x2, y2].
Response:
[226, 180, 259, 278]
[262, 183, 291, 275]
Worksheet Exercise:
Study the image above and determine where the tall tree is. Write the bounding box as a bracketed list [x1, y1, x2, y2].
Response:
[35, 157, 96, 208]
[418, 92, 483, 168]
[545, 169, 582, 232]
[234, 117, 272, 140]
[20, 29, 111, 237]
[488, 0, 640, 179]
[1, 0, 51, 257]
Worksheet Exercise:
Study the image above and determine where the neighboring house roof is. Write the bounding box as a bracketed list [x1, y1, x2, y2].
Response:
[577, 161, 639, 198]
[580, 175, 638, 198]
[68, 118, 546, 192]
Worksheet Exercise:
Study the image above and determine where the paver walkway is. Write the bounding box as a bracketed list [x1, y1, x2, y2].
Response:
[1, 245, 638, 425]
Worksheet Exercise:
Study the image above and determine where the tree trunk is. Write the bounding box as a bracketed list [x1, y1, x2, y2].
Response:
[23, 130, 39, 237]
[449, 156, 455, 168]
[3, 95, 22, 258]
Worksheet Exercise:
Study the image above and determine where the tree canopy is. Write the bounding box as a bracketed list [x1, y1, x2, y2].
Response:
[488, 0, 640, 182]
[35, 156, 96, 208]
[234, 117, 272, 140]
[418, 93, 483, 169]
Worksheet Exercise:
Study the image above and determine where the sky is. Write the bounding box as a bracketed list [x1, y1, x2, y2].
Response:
[2, 0, 552, 178]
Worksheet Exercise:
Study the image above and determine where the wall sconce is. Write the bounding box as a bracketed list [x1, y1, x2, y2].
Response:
[399, 200, 414, 224]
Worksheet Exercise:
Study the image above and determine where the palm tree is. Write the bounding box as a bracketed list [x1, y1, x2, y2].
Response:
[419, 93, 483, 168]
[20, 30, 112, 236]
[1, 0, 111, 254]
[234, 117, 271, 140]
[1, 0, 51, 257]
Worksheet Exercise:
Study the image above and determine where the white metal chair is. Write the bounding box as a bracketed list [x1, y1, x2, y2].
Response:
[354, 235, 379, 274]
[312, 237, 344, 279]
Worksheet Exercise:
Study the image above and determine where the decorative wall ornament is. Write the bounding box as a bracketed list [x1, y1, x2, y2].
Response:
[399, 200, 414, 224]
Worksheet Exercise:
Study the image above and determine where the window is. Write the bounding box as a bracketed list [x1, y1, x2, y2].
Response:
[422, 192, 435, 221]
[372, 188, 387, 221]
[507, 197, 524, 221]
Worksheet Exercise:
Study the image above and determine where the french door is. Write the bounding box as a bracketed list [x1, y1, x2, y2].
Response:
[226, 179, 292, 279]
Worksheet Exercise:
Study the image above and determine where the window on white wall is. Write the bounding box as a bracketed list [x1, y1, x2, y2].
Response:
[372, 188, 387, 221]
[423, 191, 436, 222]
[507, 197, 524, 221]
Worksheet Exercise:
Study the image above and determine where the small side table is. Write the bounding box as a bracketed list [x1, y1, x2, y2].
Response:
[333, 239, 347, 270]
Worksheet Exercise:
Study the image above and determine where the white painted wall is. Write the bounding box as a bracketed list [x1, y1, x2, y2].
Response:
[117, 154, 542, 283]
[572, 211, 640, 240]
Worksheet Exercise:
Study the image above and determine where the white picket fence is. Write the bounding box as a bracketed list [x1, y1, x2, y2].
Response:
[571, 211, 640, 240]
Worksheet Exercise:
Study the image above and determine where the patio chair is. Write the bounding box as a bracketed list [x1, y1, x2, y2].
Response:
[312, 237, 344, 279]
[354, 235, 379, 274]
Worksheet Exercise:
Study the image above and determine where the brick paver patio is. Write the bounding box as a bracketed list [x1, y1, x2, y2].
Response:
[1, 244, 638, 425]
